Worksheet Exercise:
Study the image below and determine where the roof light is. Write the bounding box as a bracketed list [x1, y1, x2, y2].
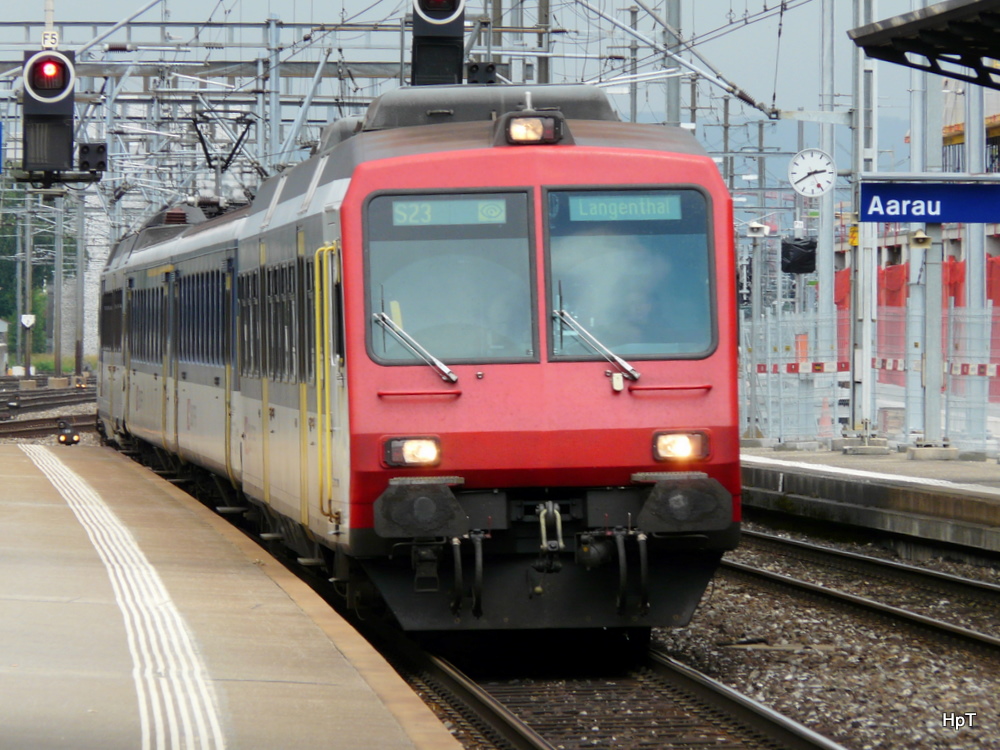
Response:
[507, 116, 562, 144]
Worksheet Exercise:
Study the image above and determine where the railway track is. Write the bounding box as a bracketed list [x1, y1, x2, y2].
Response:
[0, 413, 96, 440]
[367, 623, 847, 750]
[2, 386, 96, 416]
[646, 648, 847, 750]
[0, 375, 48, 391]
[484, 648, 847, 750]
[116, 437, 999, 750]
[384, 637, 550, 750]
[0, 375, 95, 394]
[741, 529, 1000, 605]
[724, 530, 1000, 656]
[122, 445, 848, 750]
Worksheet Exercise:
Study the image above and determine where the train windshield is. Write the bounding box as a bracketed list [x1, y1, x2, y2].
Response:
[546, 189, 715, 359]
[366, 192, 535, 364]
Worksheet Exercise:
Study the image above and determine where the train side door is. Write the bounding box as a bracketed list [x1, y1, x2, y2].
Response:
[102, 282, 125, 433]
[163, 269, 179, 453]
[312, 207, 349, 534]
[237, 246, 267, 502]
[223, 252, 240, 487]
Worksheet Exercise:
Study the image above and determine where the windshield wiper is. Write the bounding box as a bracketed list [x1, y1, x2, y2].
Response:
[553, 309, 640, 381]
[373, 312, 458, 383]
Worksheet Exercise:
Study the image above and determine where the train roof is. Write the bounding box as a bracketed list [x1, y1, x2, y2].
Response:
[315, 84, 620, 153]
[104, 202, 252, 271]
[310, 84, 708, 174]
[105, 84, 712, 272]
[325, 117, 709, 165]
[362, 84, 619, 130]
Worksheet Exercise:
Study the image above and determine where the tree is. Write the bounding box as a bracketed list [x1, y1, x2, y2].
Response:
[0, 186, 59, 359]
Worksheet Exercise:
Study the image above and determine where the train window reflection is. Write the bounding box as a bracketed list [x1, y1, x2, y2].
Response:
[366, 193, 535, 364]
[547, 189, 714, 359]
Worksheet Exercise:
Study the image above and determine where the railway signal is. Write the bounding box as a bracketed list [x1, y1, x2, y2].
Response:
[78, 142, 108, 172]
[411, 0, 465, 86]
[21, 49, 76, 172]
[57, 419, 80, 446]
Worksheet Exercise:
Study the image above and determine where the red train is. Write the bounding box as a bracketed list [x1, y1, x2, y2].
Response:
[99, 83, 740, 637]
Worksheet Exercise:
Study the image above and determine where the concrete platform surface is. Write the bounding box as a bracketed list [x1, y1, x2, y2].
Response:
[0, 444, 461, 750]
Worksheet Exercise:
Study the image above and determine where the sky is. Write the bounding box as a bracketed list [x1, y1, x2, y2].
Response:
[5, 0, 941, 353]
[19, 0, 919, 116]
[9, 0, 933, 182]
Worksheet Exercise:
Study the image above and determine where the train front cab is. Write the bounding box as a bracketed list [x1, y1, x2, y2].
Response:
[336, 109, 740, 632]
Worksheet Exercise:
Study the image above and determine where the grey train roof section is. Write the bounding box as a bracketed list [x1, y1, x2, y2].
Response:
[109, 83, 710, 264]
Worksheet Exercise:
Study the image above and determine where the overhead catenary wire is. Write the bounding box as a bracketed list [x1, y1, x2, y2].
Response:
[574, 0, 777, 118]
[689, 0, 816, 48]
[770, 1, 787, 113]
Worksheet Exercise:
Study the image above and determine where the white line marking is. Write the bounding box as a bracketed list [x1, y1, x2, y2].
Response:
[21, 445, 226, 750]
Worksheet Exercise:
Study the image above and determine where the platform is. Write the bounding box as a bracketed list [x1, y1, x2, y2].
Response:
[741, 447, 1000, 555]
[0, 444, 461, 750]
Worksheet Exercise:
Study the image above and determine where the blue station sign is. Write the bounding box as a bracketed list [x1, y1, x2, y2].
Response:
[860, 182, 1000, 223]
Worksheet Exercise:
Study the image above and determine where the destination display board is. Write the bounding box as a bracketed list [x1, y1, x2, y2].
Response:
[568, 193, 681, 222]
[392, 198, 507, 226]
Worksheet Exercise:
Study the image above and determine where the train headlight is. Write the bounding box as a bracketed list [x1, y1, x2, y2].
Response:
[507, 116, 562, 144]
[653, 431, 708, 461]
[384, 437, 441, 467]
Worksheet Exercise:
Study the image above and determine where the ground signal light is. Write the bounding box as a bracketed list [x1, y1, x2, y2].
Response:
[22, 49, 76, 172]
[57, 419, 80, 446]
[411, 0, 466, 86]
[78, 142, 107, 172]
[466, 62, 497, 84]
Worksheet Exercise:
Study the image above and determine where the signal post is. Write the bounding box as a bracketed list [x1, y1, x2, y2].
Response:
[16, 29, 104, 187]
[16, 23, 104, 379]
[411, 0, 466, 86]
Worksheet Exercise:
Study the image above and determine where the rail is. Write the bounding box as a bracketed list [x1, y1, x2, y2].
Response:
[647, 648, 849, 750]
[0, 413, 96, 440]
[721, 555, 1000, 656]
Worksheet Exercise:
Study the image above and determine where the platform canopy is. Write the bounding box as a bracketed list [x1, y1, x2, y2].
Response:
[848, 0, 1000, 90]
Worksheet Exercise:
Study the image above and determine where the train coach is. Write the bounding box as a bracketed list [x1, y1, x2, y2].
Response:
[98, 83, 740, 637]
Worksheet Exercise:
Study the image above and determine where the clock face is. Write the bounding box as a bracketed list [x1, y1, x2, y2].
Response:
[788, 148, 836, 197]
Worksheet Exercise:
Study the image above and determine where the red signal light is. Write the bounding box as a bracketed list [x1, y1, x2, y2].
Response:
[23, 50, 75, 102]
[34, 60, 66, 89]
[413, 0, 464, 24]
